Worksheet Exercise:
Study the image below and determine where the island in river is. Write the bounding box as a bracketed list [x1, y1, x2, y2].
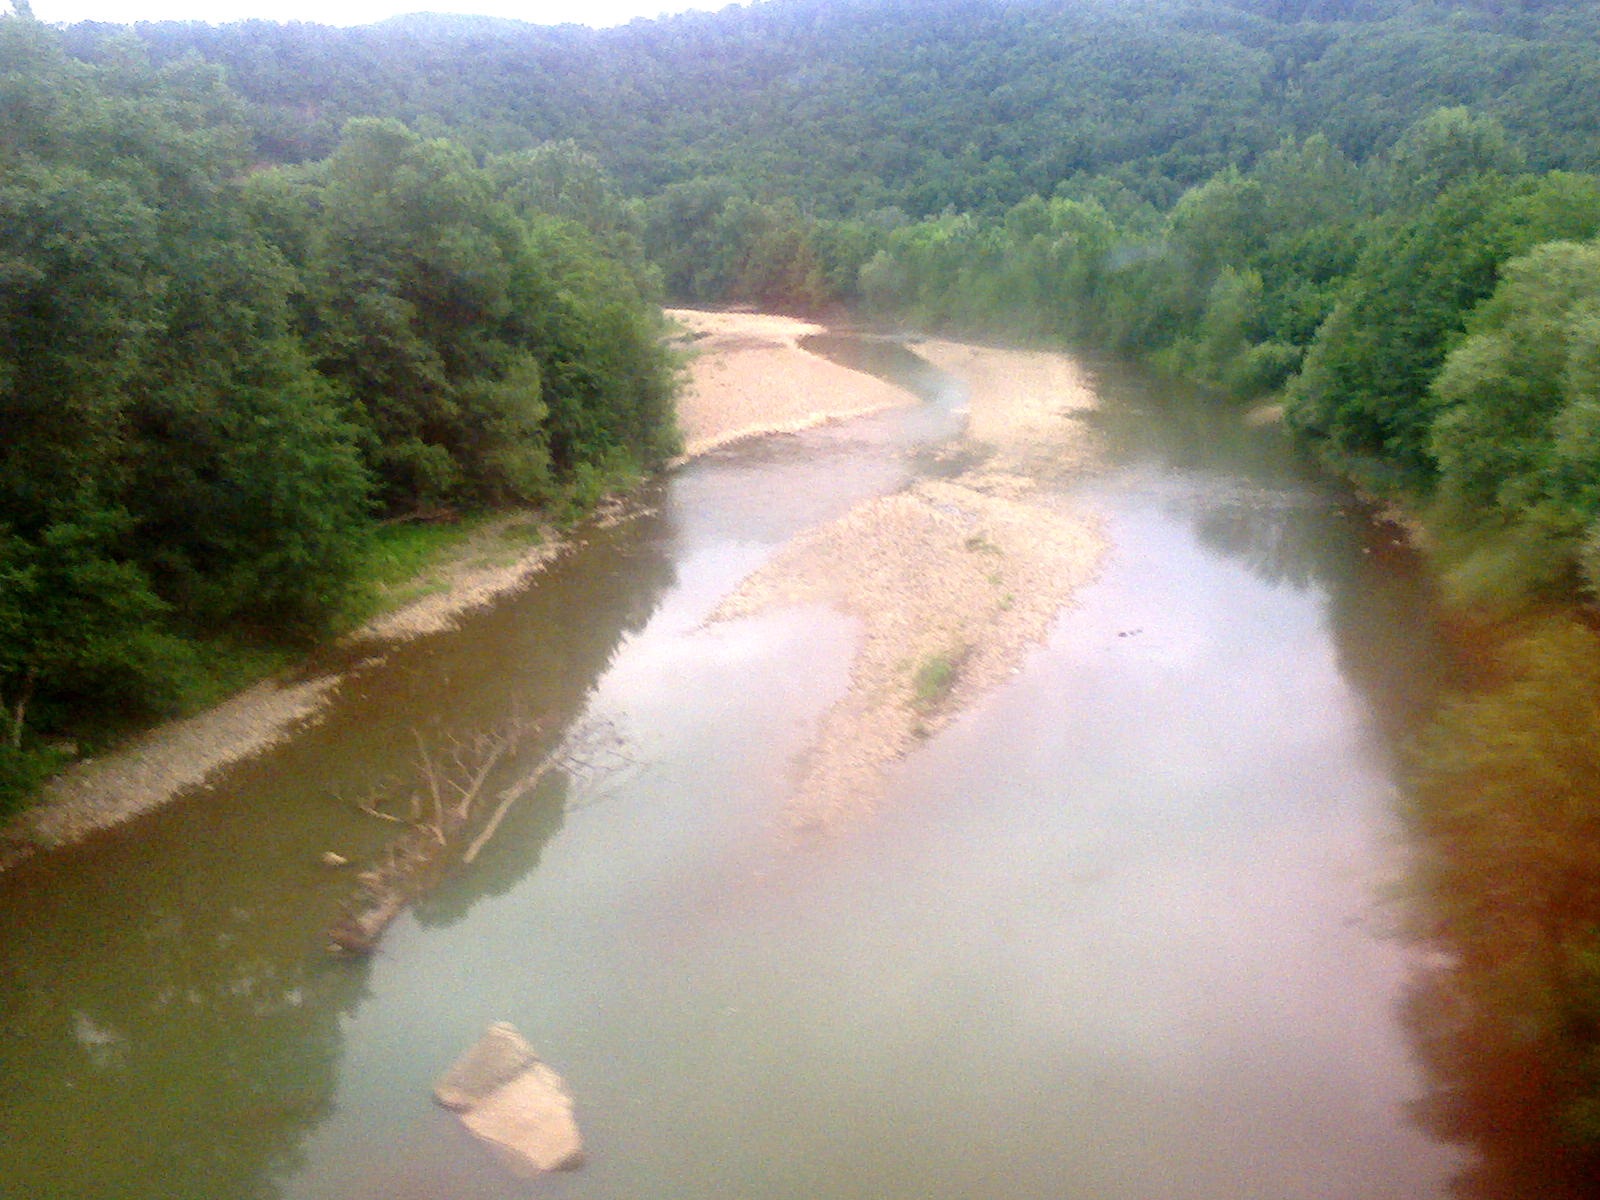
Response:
[0, 311, 1104, 865]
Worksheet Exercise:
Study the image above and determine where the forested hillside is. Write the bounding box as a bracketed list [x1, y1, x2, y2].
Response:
[0, 16, 677, 804]
[61, 0, 1600, 212]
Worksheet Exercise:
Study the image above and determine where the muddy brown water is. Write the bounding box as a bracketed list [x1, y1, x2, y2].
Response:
[0, 341, 1573, 1198]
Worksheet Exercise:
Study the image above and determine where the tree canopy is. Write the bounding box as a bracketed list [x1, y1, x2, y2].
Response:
[0, 16, 677, 801]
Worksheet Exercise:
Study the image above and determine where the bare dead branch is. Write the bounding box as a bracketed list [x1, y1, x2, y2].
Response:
[463, 753, 555, 865]
[329, 716, 541, 955]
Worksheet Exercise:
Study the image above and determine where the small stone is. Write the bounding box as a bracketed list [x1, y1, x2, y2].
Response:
[319, 851, 348, 867]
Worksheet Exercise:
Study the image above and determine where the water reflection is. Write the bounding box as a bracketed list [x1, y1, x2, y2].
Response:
[843, 343, 1546, 1196]
[415, 769, 569, 929]
[0, 494, 682, 1200]
[1075, 355, 1466, 758]
[1057, 359, 1597, 1198]
[1043, 358, 1565, 1196]
[0, 356, 940, 1200]
[801, 332, 953, 402]
[0, 836, 371, 1199]
[1402, 959, 1600, 1199]
[0, 335, 1569, 1199]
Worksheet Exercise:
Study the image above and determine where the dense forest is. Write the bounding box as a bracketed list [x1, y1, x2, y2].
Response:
[0, 15, 678, 803]
[57, 0, 1600, 596]
[7, 0, 1600, 1166]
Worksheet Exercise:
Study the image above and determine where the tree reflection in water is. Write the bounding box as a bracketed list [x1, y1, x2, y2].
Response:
[1071, 355, 1600, 1199]
[0, 491, 681, 1199]
[1403, 960, 1597, 1199]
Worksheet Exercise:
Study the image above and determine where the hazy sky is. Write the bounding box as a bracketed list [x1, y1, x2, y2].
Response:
[22, 0, 751, 28]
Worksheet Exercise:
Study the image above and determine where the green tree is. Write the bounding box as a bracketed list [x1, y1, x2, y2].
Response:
[262, 118, 678, 512]
[1287, 170, 1600, 488]
[488, 140, 660, 297]
[641, 176, 748, 301]
[1427, 238, 1600, 596]
[1388, 106, 1524, 208]
[510, 216, 680, 478]
[0, 19, 374, 775]
[0, 516, 175, 751]
[269, 119, 548, 509]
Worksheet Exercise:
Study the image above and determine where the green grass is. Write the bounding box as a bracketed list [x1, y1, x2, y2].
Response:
[912, 649, 964, 712]
[335, 511, 547, 630]
[351, 519, 485, 603]
[160, 517, 528, 717]
[0, 743, 73, 820]
[0, 631, 300, 819]
[169, 635, 302, 712]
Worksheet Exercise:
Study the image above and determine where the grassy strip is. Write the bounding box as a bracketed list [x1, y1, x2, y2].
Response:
[0, 497, 584, 822]
[335, 512, 543, 631]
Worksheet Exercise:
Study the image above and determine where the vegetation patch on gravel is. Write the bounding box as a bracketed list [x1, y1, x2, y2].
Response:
[713, 341, 1107, 834]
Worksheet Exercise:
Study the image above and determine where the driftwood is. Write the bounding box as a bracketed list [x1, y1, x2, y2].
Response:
[327, 722, 530, 955]
[463, 754, 555, 865]
[326, 715, 633, 955]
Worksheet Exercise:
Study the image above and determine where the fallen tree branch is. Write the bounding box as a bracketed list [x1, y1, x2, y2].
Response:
[326, 714, 631, 956]
[328, 718, 535, 955]
[355, 801, 406, 824]
[463, 754, 556, 866]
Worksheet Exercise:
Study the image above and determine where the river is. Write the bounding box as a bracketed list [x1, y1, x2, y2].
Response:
[0, 338, 1553, 1198]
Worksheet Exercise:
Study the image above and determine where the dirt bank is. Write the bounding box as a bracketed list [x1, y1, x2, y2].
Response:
[0, 514, 574, 868]
[9, 674, 341, 862]
[668, 308, 917, 455]
[714, 339, 1107, 834]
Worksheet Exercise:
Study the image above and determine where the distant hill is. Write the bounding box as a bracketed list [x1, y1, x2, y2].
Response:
[61, 0, 1600, 214]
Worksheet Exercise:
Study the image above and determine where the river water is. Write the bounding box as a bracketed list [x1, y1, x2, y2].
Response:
[0, 340, 1549, 1198]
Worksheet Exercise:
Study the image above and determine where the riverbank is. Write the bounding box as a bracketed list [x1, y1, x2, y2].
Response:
[1, 512, 571, 864]
[0, 310, 929, 870]
[667, 308, 917, 455]
[714, 339, 1106, 834]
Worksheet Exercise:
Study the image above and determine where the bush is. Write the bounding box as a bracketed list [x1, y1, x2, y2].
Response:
[912, 649, 963, 711]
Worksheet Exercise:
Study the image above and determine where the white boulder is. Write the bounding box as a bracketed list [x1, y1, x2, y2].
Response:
[434, 1022, 584, 1174]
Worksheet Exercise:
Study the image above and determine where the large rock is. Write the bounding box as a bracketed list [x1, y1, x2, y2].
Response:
[433, 1021, 537, 1111]
[434, 1022, 584, 1174]
[460, 1062, 585, 1174]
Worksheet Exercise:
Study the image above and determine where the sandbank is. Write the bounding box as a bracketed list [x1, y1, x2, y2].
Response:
[1, 320, 1105, 866]
[714, 338, 1107, 834]
[668, 308, 917, 455]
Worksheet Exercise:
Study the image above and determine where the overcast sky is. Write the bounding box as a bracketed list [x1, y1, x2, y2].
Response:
[22, 0, 751, 29]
